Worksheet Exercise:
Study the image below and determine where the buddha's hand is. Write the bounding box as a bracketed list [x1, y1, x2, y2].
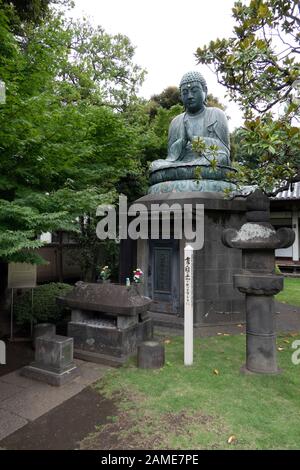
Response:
[167, 137, 187, 161]
[184, 119, 194, 143]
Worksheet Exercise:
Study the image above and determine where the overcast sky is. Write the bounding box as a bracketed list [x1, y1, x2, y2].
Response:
[70, 0, 243, 130]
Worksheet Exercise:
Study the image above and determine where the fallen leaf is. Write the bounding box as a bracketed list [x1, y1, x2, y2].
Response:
[164, 339, 171, 344]
[217, 333, 222, 336]
[236, 324, 243, 328]
[284, 340, 290, 344]
[228, 435, 237, 444]
[213, 369, 219, 375]
[223, 333, 230, 336]
[277, 347, 284, 351]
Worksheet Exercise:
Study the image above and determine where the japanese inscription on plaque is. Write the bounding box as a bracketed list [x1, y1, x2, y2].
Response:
[184, 255, 193, 306]
[8, 262, 37, 289]
[154, 248, 171, 293]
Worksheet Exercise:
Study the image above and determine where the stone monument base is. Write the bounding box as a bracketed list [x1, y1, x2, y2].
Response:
[240, 364, 282, 376]
[134, 191, 247, 326]
[58, 282, 154, 367]
[68, 317, 153, 367]
[148, 179, 236, 194]
[21, 362, 79, 386]
[21, 335, 78, 386]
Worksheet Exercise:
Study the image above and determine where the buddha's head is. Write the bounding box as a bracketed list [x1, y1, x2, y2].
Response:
[179, 71, 207, 114]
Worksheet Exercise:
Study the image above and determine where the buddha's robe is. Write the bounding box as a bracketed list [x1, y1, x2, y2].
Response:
[150, 107, 230, 173]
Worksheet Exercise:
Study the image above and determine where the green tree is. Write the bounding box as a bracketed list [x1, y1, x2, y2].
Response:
[2, 0, 51, 24]
[148, 86, 226, 119]
[196, 0, 300, 194]
[0, 3, 145, 270]
[206, 93, 226, 111]
[64, 17, 146, 110]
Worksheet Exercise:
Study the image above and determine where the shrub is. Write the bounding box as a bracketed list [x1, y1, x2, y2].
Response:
[275, 264, 282, 275]
[14, 282, 73, 325]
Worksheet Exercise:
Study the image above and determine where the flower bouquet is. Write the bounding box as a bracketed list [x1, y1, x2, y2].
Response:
[133, 268, 143, 284]
[99, 265, 111, 282]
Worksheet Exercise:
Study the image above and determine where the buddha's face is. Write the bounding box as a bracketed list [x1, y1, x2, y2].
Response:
[181, 81, 205, 114]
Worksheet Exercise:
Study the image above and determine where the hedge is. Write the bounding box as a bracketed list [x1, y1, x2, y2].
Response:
[14, 282, 73, 325]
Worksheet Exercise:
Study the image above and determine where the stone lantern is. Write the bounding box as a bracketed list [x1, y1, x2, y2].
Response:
[222, 190, 295, 374]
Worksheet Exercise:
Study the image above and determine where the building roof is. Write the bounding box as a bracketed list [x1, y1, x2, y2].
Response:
[273, 182, 300, 200]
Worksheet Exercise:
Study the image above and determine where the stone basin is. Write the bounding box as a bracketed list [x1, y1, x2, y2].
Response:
[58, 281, 153, 366]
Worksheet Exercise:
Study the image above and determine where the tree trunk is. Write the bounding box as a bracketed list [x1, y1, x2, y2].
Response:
[57, 232, 63, 282]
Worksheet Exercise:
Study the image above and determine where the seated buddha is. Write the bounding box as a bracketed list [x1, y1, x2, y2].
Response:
[148, 71, 236, 194]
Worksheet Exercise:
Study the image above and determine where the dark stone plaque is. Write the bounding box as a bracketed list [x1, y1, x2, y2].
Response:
[154, 247, 172, 293]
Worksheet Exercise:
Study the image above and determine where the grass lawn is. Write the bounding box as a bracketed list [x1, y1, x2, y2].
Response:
[81, 332, 300, 450]
[276, 277, 300, 307]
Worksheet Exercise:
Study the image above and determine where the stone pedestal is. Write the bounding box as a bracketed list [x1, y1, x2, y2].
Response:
[133, 191, 247, 326]
[33, 322, 56, 349]
[223, 190, 295, 374]
[21, 335, 78, 386]
[138, 341, 165, 369]
[58, 282, 153, 367]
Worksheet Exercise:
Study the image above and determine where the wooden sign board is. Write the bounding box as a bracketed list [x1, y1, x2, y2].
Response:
[7, 263, 37, 289]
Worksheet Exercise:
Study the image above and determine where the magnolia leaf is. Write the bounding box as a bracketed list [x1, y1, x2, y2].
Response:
[213, 369, 220, 375]
[228, 435, 237, 444]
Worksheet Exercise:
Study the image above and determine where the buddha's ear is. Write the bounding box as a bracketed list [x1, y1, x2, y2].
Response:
[201, 85, 208, 104]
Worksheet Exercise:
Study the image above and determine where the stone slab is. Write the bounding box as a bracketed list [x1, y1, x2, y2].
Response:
[20, 363, 79, 386]
[136, 191, 247, 212]
[0, 370, 51, 390]
[0, 360, 110, 423]
[74, 349, 128, 367]
[73, 361, 110, 386]
[0, 381, 26, 401]
[0, 409, 28, 441]
[58, 281, 152, 316]
[0, 380, 84, 421]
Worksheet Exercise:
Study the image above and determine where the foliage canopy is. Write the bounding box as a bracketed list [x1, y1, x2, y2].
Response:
[196, 0, 300, 194]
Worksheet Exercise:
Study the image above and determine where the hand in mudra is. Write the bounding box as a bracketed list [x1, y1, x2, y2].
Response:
[167, 137, 187, 162]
